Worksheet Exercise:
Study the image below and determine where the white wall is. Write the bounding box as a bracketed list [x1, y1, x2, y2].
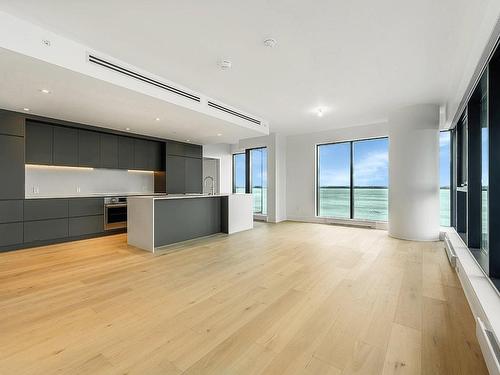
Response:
[286, 121, 389, 223]
[202, 143, 232, 194]
[25, 166, 154, 197]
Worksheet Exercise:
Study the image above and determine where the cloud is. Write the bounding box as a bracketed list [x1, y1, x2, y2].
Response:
[353, 151, 388, 186]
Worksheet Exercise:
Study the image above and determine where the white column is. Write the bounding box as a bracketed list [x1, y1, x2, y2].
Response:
[388, 104, 440, 241]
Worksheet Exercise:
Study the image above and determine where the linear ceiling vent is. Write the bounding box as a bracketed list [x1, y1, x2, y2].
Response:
[88, 54, 201, 102]
[207, 101, 261, 125]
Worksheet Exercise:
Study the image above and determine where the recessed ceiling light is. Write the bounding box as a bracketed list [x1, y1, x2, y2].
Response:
[40, 89, 51, 94]
[316, 108, 324, 117]
[217, 133, 222, 137]
[125, 127, 130, 131]
[219, 59, 232, 70]
[186, 139, 191, 142]
[155, 117, 160, 121]
[263, 38, 277, 48]
[23, 108, 30, 112]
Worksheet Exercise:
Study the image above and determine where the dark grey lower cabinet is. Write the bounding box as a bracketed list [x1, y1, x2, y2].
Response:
[24, 199, 69, 221]
[0, 200, 23, 224]
[69, 198, 103, 217]
[69, 215, 103, 236]
[0, 223, 23, 246]
[24, 218, 68, 243]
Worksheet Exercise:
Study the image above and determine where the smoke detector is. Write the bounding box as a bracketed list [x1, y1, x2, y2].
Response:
[219, 59, 232, 70]
[263, 38, 277, 48]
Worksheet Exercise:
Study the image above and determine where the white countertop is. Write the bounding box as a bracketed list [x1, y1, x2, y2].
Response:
[24, 192, 166, 199]
[129, 193, 242, 200]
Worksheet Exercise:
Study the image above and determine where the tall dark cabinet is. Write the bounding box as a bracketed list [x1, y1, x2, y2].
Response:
[165, 141, 203, 194]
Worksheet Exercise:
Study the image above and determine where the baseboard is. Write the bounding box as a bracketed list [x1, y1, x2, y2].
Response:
[287, 215, 387, 230]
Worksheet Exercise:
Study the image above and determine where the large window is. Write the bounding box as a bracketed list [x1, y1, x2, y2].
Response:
[317, 137, 388, 221]
[440, 131, 451, 226]
[232, 153, 246, 193]
[250, 148, 267, 215]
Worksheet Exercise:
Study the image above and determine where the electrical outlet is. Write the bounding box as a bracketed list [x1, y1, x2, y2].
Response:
[77, 186, 81, 193]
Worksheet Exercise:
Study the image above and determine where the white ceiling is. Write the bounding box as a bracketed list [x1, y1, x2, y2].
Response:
[0, 48, 261, 144]
[0, 0, 498, 135]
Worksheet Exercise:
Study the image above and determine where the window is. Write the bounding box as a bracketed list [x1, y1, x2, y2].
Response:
[440, 131, 451, 226]
[317, 137, 388, 221]
[250, 148, 267, 215]
[232, 153, 246, 193]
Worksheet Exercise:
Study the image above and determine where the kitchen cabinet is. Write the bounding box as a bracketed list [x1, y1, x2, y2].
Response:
[53, 126, 78, 166]
[0, 111, 24, 137]
[69, 215, 103, 236]
[100, 133, 119, 169]
[0, 200, 23, 224]
[0, 223, 23, 247]
[166, 141, 202, 158]
[24, 218, 68, 243]
[185, 157, 203, 193]
[184, 143, 202, 159]
[24, 199, 69, 221]
[134, 139, 150, 170]
[118, 136, 135, 170]
[69, 198, 103, 217]
[78, 129, 100, 167]
[25, 121, 53, 165]
[0, 135, 24, 199]
[166, 155, 186, 194]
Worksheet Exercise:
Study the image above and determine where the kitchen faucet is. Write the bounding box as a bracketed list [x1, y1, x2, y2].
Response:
[204, 176, 215, 195]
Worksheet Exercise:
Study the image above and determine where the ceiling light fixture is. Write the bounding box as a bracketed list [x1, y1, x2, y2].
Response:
[125, 127, 131, 131]
[40, 89, 51, 94]
[155, 117, 160, 121]
[263, 38, 277, 48]
[23, 108, 30, 112]
[217, 133, 222, 137]
[186, 139, 191, 142]
[316, 108, 324, 117]
[219, 59, 232, 70]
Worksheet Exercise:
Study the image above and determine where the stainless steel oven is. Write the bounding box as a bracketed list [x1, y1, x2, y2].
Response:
[104, 197, 127, 230]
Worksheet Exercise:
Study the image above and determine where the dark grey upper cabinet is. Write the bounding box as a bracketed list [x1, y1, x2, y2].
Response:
[134, 139, 150, 170]
[151, 141, 164, 171]
[25, 121, 53, 165]
[69, 198, 103, 217]
[100, 133, 119, 169]
[0, 111, 24, 137]
[0, 135, 24, 199]
[184, 144, 202, 159]
[166, 155, 186, 194]
[118, 136, 135, 170]
[166, 141, 202, 159]
[24, 199, 69, 221]
[185, 157, 203, 193]
[53, 126, 78, 166]
[78, 130, 100, 167]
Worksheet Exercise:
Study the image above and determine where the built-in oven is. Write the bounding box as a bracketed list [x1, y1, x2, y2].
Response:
[104, 197, 127, 230]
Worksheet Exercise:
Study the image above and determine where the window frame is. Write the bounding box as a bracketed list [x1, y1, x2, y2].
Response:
[315, 136, 389, 221]
[232, 152, 245, 194]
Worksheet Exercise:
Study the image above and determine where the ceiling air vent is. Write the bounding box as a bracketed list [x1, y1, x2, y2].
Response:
[207, 101, 261, 125]
[88, 54, 201, 102]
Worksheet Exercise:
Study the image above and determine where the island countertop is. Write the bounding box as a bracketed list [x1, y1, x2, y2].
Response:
[129, 193, 232, 200]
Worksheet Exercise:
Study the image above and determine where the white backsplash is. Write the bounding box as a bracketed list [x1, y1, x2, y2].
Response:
[25, 166, 154, 197]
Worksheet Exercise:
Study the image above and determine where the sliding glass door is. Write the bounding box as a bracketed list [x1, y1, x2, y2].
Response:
[480, 73, 489, 254]
[440, 131, 451, 226]
[317, 137, 388, 221]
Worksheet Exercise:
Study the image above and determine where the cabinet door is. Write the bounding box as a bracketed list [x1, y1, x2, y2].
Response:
[78, 130, 100, 167]
[69, 198, 103, 217]
[24, 218, 68, 243]
[0, 111, 24, 137]
[118, 136, 135, 169]
[53, 126, 78, 166]
[166, 141, 185, 157]
[100, 133, 119, 169]
[0, 135, 24, 199]
[151, 141, 164, 171]
[184, 144, 202, 159]
[0, 222, 23, 247]
[185, 157, 202, 193]
[166, 155, 186, 194]
[0, 200, 23, 223]
[69, 215, 103, 236]
[24, 199, 68, 221]
[25, 122, 53, 165]
[134, 139, 149, 170]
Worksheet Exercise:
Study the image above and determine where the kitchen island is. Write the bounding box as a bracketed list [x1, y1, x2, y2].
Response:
[127, 194, 253, 252]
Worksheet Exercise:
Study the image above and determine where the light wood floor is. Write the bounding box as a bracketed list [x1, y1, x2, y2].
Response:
[0, 222, 487, 375]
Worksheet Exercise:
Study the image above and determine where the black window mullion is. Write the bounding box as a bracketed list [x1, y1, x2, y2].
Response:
[350, 141, 354, 219]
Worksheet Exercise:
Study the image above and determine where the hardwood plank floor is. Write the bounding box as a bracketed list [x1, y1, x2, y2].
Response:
[0, 221, 487, 374]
